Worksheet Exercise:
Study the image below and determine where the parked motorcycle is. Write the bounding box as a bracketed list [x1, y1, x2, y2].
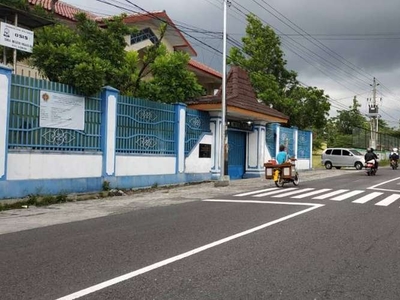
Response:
[390, 159, 398, 170]
[365, 160, 377, 176]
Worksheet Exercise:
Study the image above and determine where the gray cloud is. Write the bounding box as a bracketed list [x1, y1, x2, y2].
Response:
[63, 0, 400, 126]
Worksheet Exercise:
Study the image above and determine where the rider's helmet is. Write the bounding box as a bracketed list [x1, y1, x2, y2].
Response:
[367, 147, 372, 152]
[393, 148, 398, 153]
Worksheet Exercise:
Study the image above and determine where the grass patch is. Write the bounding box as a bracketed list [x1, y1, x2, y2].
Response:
[312, 154, 323, 169]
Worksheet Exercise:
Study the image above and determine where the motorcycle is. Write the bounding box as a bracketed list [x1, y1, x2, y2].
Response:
[365, 159, 377, 176]
[390, 159, 398, 170]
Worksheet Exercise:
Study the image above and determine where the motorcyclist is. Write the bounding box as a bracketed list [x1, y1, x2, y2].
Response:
[389, 147, 399, 167]
[365, 148, 378, 169]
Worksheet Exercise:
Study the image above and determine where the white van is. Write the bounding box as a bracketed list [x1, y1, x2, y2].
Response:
[321, 148, 364, 170]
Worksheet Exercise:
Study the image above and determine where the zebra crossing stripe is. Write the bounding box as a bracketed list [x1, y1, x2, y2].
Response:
[253, 188, 297, 197]
[375, 194, 400, 206]
[234, 188, 278, 197]
[330, 190, 364, 201]
[352, 192, 383, 204]
[312, 189, 349, 200]
[272, 188, 315, 198]
[291, 189, 332, 199]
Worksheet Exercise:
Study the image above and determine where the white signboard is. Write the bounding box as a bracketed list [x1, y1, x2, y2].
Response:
[39, 91, 85, 130]
[0, 22, 34, 53]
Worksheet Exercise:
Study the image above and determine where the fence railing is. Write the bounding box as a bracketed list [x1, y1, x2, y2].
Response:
[116, 96, 176, 155]
[8, 75, 102, 151]
[353, 127, 400, 151]
[297, 130, 311, 159]
[185, 108, 210, 155]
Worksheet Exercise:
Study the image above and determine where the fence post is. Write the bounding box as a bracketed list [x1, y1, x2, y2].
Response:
[209, 113, 222, 180]
[174, 103, 187, 174]
[292, 126, 298, 159]
[275, 123, 281, 158]
[0, 65, 12, 181]
[101, 86, 119, 185]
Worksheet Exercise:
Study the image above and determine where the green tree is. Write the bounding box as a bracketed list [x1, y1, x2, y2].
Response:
[138, 49, 204, 103]
[228, 14, 330, 130]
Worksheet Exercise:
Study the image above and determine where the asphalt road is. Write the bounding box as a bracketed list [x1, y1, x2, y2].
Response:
[2, 168, 400, 299]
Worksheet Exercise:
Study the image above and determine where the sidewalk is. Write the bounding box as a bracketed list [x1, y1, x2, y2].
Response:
[0, 169, 346, 235]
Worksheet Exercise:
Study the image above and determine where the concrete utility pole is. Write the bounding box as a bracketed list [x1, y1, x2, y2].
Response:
[366, 77, 380, 149]
[215, 0, 230, 187]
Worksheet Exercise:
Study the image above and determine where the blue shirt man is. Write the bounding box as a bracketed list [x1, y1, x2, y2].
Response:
[276, 145, 289, 164]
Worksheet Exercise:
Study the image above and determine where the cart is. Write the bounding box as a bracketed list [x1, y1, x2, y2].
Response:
[264, 158, 299, 187]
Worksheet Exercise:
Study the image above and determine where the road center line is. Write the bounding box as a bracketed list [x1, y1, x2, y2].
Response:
[56, 200, 324, 300]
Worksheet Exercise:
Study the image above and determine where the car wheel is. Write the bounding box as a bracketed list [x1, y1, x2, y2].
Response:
[355, 162, 363, 170]
[335, 167, 342, 169]
[325, 161, 333, 169]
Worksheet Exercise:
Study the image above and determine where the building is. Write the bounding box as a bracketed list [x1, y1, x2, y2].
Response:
[9, 0, 221, 94]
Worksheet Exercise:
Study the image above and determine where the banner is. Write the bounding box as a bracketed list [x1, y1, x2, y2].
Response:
[39, 91, 85, 130]
[0, 22, 34, 53]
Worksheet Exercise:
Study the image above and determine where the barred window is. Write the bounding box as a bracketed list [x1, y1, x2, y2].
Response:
[130, 28, 158, 45]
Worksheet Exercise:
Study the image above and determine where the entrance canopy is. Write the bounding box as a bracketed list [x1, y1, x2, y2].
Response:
[186, 66, 289, 124]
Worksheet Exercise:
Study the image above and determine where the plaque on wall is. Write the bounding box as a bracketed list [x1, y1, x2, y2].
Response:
[199, 143, 211, 158]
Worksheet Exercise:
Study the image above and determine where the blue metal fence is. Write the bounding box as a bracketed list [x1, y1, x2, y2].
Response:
[297, 130, 311, 159]
[279, 127, 295, 157]
[116, 96, 176, 155]
[185, 108, 210, 155]
[266, 123, 277, 157]
[8, 75, 102, 151]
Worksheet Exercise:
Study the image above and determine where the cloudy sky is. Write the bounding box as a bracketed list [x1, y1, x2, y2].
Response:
[63, 0, 400, 127]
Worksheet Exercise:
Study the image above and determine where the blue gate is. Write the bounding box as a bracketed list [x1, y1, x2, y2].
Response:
[228, 130, 246, 179]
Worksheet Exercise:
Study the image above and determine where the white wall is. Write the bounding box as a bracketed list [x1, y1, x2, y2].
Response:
[7, 153, 102, 180]
[116, 156, 176, 176]
[185, 134, 213, 173]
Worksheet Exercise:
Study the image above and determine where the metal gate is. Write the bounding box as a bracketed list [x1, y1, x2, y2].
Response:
[228, 130, 246, 179]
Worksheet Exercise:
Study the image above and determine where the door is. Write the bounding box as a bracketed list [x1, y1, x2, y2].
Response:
[228, 130, 246, 179]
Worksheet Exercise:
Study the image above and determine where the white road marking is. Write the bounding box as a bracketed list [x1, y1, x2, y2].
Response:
[272, 188, 314, 198]
[291, 189, 332, 199]
[312, 189, 349, 199]
[234, 188, 278, 197]
[368, 177, 400, 192]
[56, 200, 323, 300]
[253, 187, 297, 197]
[375, 194, 400, 206]
[330, 190, 364, 201]
[352, 192, 383, 204]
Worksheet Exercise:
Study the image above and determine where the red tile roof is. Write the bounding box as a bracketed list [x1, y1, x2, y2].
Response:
[189, 59, 222, 79]
[187, 66, 289, 122]
[28, 0, 98, 21]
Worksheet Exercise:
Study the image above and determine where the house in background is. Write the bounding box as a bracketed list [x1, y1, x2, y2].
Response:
[10, 0, 222, 94]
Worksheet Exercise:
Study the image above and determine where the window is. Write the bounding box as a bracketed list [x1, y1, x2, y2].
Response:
[332, 149, 341, 155]
[325, 149, 332, 155]
[342, 150, 351, 156]
[130, 28, 158, 45]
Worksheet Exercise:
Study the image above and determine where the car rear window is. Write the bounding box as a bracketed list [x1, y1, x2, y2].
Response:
[331, 149, 341, 155]
[325, 149, 332, 154]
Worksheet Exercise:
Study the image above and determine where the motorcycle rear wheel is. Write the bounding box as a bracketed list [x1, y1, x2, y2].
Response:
[274, 173, 285, 187]
[292, 173, 299, 186]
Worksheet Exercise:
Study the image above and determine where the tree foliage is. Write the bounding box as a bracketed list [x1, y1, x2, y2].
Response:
[29, 13, 204, 102]
[228, 14, 330, 130]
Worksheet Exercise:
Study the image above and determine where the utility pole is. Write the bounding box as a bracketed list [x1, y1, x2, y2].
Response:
[366, 77, 380, 149]
[215, 0, 230, 187]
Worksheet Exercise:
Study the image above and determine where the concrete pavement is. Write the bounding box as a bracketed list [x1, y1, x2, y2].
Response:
[0, 168, 348, 235]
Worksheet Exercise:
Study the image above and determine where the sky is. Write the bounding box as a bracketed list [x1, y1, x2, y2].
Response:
[63, 0, 400, 128]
